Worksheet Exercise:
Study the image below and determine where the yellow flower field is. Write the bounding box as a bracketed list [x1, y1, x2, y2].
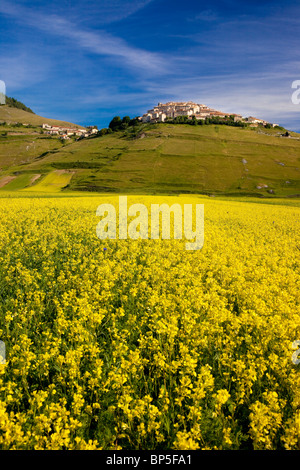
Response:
[0, 194, 299, 450]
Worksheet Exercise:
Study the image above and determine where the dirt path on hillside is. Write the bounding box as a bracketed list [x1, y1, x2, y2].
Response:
[0, 175, 16, 188]
[29, 174, 41, 185]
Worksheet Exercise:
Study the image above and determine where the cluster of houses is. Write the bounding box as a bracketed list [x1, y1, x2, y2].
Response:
[141, 101, 278, 127]
[41, 102, 279, 140]
[42, 123, 98, 139]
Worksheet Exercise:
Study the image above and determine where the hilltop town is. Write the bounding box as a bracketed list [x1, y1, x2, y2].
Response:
[141, 101, 278, 127]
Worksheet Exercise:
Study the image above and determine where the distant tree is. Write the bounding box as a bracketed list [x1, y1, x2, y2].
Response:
[173, 115, 189, 124]
[115, 116, 130, 130]
[109, 116, 122, 131]
[5, 96, 34, 113]
[129, 117, 139, 126]
[99, 128, 108, 136]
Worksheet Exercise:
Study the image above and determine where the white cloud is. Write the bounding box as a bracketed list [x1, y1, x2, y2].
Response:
[0, 1, 165, 75]
[12, 0, 154, 26]
[75, 0, 154, 25]
[47, 20, 166, 74]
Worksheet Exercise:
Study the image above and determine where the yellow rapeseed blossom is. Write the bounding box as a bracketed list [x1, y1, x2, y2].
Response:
[0, 194, 299, 449]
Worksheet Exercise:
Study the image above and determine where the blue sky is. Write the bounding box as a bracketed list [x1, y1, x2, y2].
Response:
[0, 0, 300, 130]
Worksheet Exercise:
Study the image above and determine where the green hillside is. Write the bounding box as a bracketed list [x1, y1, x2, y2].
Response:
[4, 96, 34, 114]
[0, 104, 85, 128]
[0, 118, 300, 197]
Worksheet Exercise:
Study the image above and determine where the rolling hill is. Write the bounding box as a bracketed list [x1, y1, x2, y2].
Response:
[0, 106, 299, 197]
[0, 104, 85, 128]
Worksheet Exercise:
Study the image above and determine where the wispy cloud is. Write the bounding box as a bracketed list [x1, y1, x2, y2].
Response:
[0, 0, 155, 26]
[76, 0, 155, 25]
[47, 20, 166, 74]
[192, 9, 220, 22]
[0, 0, 166, 75]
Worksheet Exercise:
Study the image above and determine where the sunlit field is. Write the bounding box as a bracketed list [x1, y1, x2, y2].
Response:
[0, 193, 299, 450]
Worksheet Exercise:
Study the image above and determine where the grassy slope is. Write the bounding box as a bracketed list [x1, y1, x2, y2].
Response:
[0, 105, 86, 188]
[0, 105, 85, 128]
[0, 119, 300, 196]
